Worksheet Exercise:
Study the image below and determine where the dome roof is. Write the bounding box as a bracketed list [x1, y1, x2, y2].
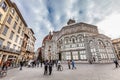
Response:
[42, 34, 53, 44]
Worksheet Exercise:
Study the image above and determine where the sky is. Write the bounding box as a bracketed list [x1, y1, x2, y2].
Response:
[13, 0, 120, 51]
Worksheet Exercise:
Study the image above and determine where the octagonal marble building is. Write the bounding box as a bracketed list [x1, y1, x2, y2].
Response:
[42, 19, 116, 63]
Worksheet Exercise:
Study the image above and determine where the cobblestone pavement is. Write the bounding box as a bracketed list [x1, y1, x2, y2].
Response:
[1, 63, 120, 80]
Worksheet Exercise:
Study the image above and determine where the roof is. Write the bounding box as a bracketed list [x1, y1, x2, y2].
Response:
[42, 34, 53, 44]
[90, 34, 111, 39]
[29, 28, 34, 34]
[33, 36, 36, 40]
[37, 47, 41, 51]
[112, 38, 120, 43]
[7, 0, 28, 27]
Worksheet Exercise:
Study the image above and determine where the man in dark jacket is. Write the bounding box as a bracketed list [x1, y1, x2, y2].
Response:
[114, 59, 120, 68]
[49, 60, 53, 75]
[20, 61, 23, 70]
[44, 60, 48, 75]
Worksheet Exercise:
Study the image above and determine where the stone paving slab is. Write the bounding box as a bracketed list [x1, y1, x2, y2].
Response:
[1, 63, 120, 80]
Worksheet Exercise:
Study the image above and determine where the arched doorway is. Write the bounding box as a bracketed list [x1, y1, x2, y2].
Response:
[89, 40, 98, 63]
[58, 53, 62, 61]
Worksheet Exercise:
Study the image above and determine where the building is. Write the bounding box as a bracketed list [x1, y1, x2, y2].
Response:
[25, 28, 36, 60]
[20, 28, 36, 62]
[42, 19, 116, 63]
[112, 38, 120, 59]
[36, 47, 43, 62]
[0, 0, 36, 66]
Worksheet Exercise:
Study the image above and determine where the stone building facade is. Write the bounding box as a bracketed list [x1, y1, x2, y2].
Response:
[0, 0, 36, 66]
[112, 38, 120, 60]
[21, 28, 36, 61]
[42, 19, 116, 63]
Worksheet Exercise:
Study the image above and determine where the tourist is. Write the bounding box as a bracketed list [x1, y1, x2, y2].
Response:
[71, 60, 76, 69]
[93, 57, 96, 62]
[89, 59, 93, 64]
[68, 60, 71, 69]
[57, 60, 61, 71]
[49, 60, 53, 75]
[40, 60, 43, 67]
[44, 60, 48, 75]
[2, 61, 7, 70]
[19, 61, 23, 70]
[55, 60, 58, 67]
[36, 60, 39, 67]
[114, 59, 120, 68]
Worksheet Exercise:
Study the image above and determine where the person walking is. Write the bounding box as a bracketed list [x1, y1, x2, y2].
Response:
[68, 60, 71, 69]
[114, 59, 120, 68]
[93, 57, 96, 63]
[36, 60, 39, 67]
[19, 61, 23, 70]
[40, 60, 43, 67]
[2, 61, 7, 70]
[71, 60, 76, 69]
[57, 60, 61, 71]
[48, 60, 53, 75]
[55, 60, 58, 67]
[44, 60, 48, 75]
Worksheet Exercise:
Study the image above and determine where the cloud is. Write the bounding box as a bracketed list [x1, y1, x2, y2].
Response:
[13, 0, 54, 51]
[97, 12, 120, 39]
[13, 0, 120, 51]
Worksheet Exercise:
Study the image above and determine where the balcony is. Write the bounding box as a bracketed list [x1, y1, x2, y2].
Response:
[0, 45, 21, 54]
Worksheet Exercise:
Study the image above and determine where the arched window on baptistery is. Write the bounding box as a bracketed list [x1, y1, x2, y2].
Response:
[77, 34, 84, 47]
[70, 36, 76, 48]
[70, 36, 76, 44]
[105, 40, 115, 59]
[89, 40, 97, 61]
[77, 34, 84, 42]
[72, 38, 75, 43]
[97, 39, 108, 60]
[64, 37, 69, 44]
[105, 41, 111, 47]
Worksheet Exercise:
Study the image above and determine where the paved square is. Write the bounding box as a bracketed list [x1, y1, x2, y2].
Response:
[1, 63, 120, 80]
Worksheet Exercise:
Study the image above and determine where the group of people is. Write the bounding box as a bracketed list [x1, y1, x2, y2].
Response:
[67, 60, 76, 69]
[1, 60, 15, 71]
[44, 60, 53, 75]
[1, 61, 10, 70]
[43, 60, 65, 75]
[19, 60, 43, 70]
[27, 60, 40, 68]
[89, 57, 96, 64]
[43, 59, 77, 75]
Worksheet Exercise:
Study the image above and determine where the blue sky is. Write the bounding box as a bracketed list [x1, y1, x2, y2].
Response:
[13, 0, 120, 51]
